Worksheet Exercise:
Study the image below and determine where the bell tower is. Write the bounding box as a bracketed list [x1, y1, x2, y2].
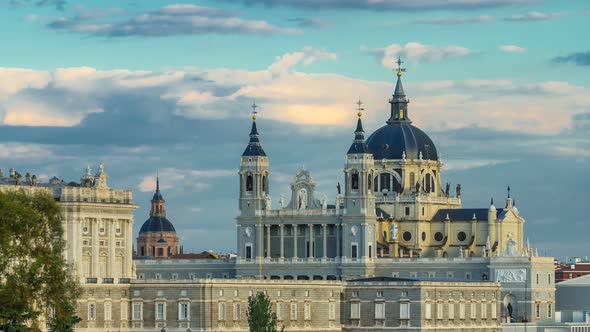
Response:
[239, 102, 270, 216]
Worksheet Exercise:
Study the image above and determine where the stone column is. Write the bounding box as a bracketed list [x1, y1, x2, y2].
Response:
[266, 225, 271, 258]
[308, 224, 314, 258]
[336, 224, 341, 259]
[257, 224, 263, 259]
[293, 225, 298, 259]
[91, 219, 99, 278]
[280, 224, 285, 259]
[126, 220, 133, 278]
[322, 224, 328, 259]
[108, 220, 115, 278]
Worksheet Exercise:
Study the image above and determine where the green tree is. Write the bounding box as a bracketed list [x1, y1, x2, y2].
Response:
[247, 292, 284, 332]
[0, 190, 80, 331]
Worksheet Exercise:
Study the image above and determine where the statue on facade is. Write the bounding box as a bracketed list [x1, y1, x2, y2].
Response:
[322, 194, 327, 210]
[415, 181, 421, 194]
[456, 183, 461, 197]
[298, 189, 307, 209]
[445, 182, 450, 196]
[336, 182, 341, 195]
[265, 194, 272, 210]
[279, 194, 285, 209]
[507, 302, 513, 317]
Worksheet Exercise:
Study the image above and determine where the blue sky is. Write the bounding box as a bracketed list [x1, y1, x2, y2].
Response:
[0, 0, 588, 258]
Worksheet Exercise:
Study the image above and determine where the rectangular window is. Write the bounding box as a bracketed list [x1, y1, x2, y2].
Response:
[548, 273, 551, 284]
[132, 303, 142, 321]
[470, 302, 476, 319]
[218, 303, 226, 321]
[156, 303, 165, 320]
[535, 303, 540, 318]
[405, 207, 410, 216]
[329, 302, 336, 320]
[459, 302, 466, 319]
[291, 303, 298, 320]
[425, 303, 432, 319]
[491, 303, 496, 319]
[245, 244, 252, 260]
[400, 302, 410, 319]
[536, 273, 539, 284]
[448, 303, 455, 319]
[234, 303, 241, 321]
[369, 244, 372, 258]
[277, 303, 284, 321]
[548, 303, 552, 318]
[481, 302, 487, 319]
[104, 302, 112, 321]
[304, 303, 311, 321]
[437, 303, 443, 319]
[375, 302, 385, 319]
[179, 303, 189, 321]
[350, 302, 360, 319]
[88, 303, 96, 321]
[351, 244, 358, 259]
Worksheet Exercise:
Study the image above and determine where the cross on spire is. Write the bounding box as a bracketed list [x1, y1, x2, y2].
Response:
[356, 98, 364, 117]
[251, 101, 259, 120]
[507, 185, 511, 198]
[395, 56, 406, 77]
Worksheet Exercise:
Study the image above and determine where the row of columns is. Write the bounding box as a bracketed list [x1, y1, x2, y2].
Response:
[263, 224, 341, 259]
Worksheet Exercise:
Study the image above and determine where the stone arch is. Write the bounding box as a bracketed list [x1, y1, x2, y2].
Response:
[503, 293, 517, 318]
[374, 170, 401, 193]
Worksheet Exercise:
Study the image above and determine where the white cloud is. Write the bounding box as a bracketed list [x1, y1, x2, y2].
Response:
[0, 143, 55, 160]
[499, 45, 526, 53]
[138, 168, 235, 192]
[503, 11, 560, 22]
[375, 42, 472, 68]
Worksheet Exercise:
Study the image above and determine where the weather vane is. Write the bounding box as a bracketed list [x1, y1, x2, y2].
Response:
[251, 101, 259, 120]
[356, 98, 364, 117]
[395, 56, 406, 77]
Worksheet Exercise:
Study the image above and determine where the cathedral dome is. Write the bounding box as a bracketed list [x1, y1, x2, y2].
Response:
[366, 123, 438, 161]
[139, 216, 176, 233]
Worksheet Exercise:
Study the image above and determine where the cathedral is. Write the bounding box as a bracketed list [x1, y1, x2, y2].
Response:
[0, 60, 557, 331]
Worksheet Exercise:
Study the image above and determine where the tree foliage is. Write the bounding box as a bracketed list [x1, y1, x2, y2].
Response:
[0, 190, 80, 331]
[247, 291, 284, 332]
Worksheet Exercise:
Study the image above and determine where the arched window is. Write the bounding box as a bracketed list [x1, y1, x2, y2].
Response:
[368, 175, 372, 191]
[409, 172, 415, 188]
[431, 175, 435, 193]
[140, 246, 145, 256]
[373, 176, 379, 192]
[246, 174, 253, 192]
[262, 175, 267, 193]
[425, 173, 432, 192]
[351, 172, 359, 190]
[379, 173, 391, 192]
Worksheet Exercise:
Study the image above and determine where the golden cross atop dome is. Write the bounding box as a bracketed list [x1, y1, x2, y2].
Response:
[395, 56, 406, 77]
[356, 98, 365, 117]
[251, 101, 259, 120]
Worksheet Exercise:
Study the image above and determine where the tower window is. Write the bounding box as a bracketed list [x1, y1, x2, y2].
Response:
[379, 173, 391, 192]
[410, 173, 415, 188]
[405, 206, 410, 216]
[262, 175, 267, 192]
[368, 175, 372, 191]
[351, 172, 359, 190]
[246, 175, 253, 192]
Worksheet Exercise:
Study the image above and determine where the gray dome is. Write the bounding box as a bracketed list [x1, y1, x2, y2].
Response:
[366, 123, 438, 161]
[139, 216, 176, 233]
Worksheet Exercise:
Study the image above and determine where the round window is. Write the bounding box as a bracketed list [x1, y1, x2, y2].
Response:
[434, 232, 443, 242]
[457, 231, 467, 242]
[403, 231, 412, 241]
[421, 232, 426, 241]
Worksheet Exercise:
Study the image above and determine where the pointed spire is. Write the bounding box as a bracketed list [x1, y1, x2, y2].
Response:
[152, 174, 164, 201]
[505, 185, 513, 208]
[387, 57, 411, 124]
[507, 185, 511, 198]
[156, 172, 160, 193]
[348, 99, 371, 154]
[242, 102, 267, 157]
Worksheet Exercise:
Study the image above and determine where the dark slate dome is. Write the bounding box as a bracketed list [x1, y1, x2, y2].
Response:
[366, 123, 438, 161]
[139, 216, 176, 233]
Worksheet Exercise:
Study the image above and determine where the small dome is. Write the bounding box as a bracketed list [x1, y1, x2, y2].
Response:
[366, 123, 438, 161]
[139, 216, 176, 233]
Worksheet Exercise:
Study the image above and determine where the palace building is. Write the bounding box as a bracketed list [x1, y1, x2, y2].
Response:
[0, 60, 556, 331]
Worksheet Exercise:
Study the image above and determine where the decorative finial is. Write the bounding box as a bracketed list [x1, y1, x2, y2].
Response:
[395, 56, 406, 77]
[356, 98, 364, 117]
[507, 185, 511, 198]
[251, 101, 259, 120]
[156, 172, 160, 192]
